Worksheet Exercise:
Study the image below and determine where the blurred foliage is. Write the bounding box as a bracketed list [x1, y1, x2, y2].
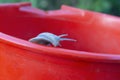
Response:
[0, 0, 119, 16]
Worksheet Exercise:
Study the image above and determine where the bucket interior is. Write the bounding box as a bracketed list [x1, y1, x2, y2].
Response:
[0, 5, 120, 54]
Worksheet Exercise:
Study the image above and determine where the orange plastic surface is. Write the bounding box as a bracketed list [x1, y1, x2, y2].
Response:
[0, 2, 120, 80]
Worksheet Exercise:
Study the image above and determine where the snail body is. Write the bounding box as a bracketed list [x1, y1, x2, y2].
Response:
[29, 32, 76, 47]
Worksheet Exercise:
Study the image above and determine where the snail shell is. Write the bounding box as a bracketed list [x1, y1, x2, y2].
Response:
[29, 32, 76, 47]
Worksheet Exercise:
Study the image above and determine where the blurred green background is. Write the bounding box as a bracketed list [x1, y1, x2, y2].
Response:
[0, 0, 120, 16]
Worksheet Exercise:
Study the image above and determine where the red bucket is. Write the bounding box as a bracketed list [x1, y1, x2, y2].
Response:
[0, 2, 120, 80]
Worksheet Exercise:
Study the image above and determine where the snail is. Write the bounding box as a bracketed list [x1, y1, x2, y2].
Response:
[29, 32, 76, 47]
